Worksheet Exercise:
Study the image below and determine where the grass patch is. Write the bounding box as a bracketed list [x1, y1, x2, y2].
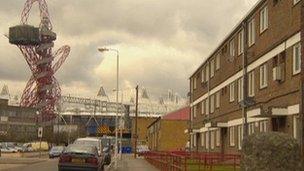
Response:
[186, 159, 240, 171]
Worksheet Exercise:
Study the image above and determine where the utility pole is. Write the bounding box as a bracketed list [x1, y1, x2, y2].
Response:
[134, 85, 139, 158]
[242, 21, 249, 139]
[300, 0, 304, 159]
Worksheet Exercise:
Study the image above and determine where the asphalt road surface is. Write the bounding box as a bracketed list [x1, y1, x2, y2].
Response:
[2, 158, 58, 171]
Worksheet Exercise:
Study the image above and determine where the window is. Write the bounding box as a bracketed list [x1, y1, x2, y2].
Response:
[206, 64, 209, 81]
[193, 134, 197, 147]
[211, 131, 215, 149]
[210, 59, 215, 78]
[249, 123, 255, 135]
[201, 132, 205, 146]
[248, 19, 255, 47]
[216, 129, 220, 146]
[259, 120, 268, 132]
[237, 125, 243, 150]
[201, 100, 205, 115]
[215, 91, 220, 108]
[216, 54, 220, 70]
[206, 98, 209, 115]
[210, 95, 215, 113]
[229, 127, 235, 146]
[293, 43, 301, 75]
[238, 29, 244, 55]
[206, 131, 209, 149]
[229, 82, 235, 102]
[294, 0, 301, 5]
[238, 78, 244, 102]
[193, 106, 197, 118]
[201, 69, 205, 83]
[248, 71, 255, 97]
[193, 77, 197, 90]
[260, 6, 268, 33]
[260, 63, 268, 88]
[229, 40, 235, 57]
[190, 108, 193, 122]
[294, 116, 299, 139]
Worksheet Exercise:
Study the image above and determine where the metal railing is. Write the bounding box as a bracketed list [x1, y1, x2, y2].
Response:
[141, 151, 240, 171]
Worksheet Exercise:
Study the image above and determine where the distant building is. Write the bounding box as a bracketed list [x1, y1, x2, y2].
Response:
[0, 98, 37, 142]
[189, 0, 302, 154]
[147, 107, 189, 151]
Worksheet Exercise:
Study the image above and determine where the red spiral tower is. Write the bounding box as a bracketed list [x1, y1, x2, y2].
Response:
[8, 0, 70, 122]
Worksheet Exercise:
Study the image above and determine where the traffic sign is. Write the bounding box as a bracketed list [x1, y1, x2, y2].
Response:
[38, 127, 43, 138]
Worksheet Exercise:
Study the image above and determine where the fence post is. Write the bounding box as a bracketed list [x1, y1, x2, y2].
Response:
[233, 156, 236, 171]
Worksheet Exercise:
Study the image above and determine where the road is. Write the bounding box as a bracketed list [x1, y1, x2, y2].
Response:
[1, 158, 58, 171]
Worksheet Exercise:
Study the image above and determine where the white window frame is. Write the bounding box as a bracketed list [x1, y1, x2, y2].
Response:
[229, 127, 235, 146]
[193, 106, 197, 118]
[216, 129, 220, 146]
[201, 132, 205, 146]
[260, 6, 268, 33]
[211, 131, 215, 149]
[249, 123, 255, 135]
[215, 91, 220, 109]
[259, 63, 268, 89]
[259, 120, 267, 133]
[229, 82, 235, 102]
[229, 40, 235, 57]
[248, 71, 255, 97]
[238, 78, 244, 102]
[193, 77, 197, 90]
[206, 64, 209, 81]
[248, 19, 255, 47]
[238, 29, 244, 55]
[210, 95, 215, 114]
[206, 98, 209, 115]
[293, 43, 301, 75]
[210, 59, 215, 78]
[201, 69, 205, 83]
[190, 108, 193, 122]
[193, 134, 197, 147]
[293, 116, 299, 139]
[206, 131, 209, 149]
[237, 125, 243, 150]
[216, 54, 220, 70]
[201, 100, 205, 115]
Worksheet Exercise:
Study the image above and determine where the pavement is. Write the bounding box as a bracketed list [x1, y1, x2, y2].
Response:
[106, 154, 158, 171]
[0, 154, 158, 171]
[0, 158, 57, 171]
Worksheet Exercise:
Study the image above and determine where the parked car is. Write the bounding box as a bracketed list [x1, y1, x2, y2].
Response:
[58, 144, 104, 171]
[0, 146, 18, 153]
[137, 145, 149, 153]
[49, 146, 65, 158]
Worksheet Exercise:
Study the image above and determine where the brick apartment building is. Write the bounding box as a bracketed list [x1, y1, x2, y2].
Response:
[147, 107, 189, 151]
[189, 0, 303, 154]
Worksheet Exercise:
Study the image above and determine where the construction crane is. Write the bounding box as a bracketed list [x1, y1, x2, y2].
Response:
[8, 0, 70, 122]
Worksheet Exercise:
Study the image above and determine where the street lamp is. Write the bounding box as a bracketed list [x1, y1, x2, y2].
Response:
[98, 47, 120, 168]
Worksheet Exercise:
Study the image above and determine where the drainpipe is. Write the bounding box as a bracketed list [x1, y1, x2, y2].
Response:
[242, 21, 249, 139]
[300, 0, 304, 159]
[207, 60, 211, 153]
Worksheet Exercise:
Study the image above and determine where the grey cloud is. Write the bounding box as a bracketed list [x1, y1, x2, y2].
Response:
[0, 0, 258, 97]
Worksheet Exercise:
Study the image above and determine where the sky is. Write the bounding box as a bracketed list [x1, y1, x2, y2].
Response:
[0, 0, 258, 99]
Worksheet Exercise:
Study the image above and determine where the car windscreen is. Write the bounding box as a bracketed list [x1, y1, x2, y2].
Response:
[51, 146, 64, 152]
[64, 145, 97, 155]
[74, 140, 100, 149]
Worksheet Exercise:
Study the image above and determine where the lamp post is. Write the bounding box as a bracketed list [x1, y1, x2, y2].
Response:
[98, 47, 119, 168]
